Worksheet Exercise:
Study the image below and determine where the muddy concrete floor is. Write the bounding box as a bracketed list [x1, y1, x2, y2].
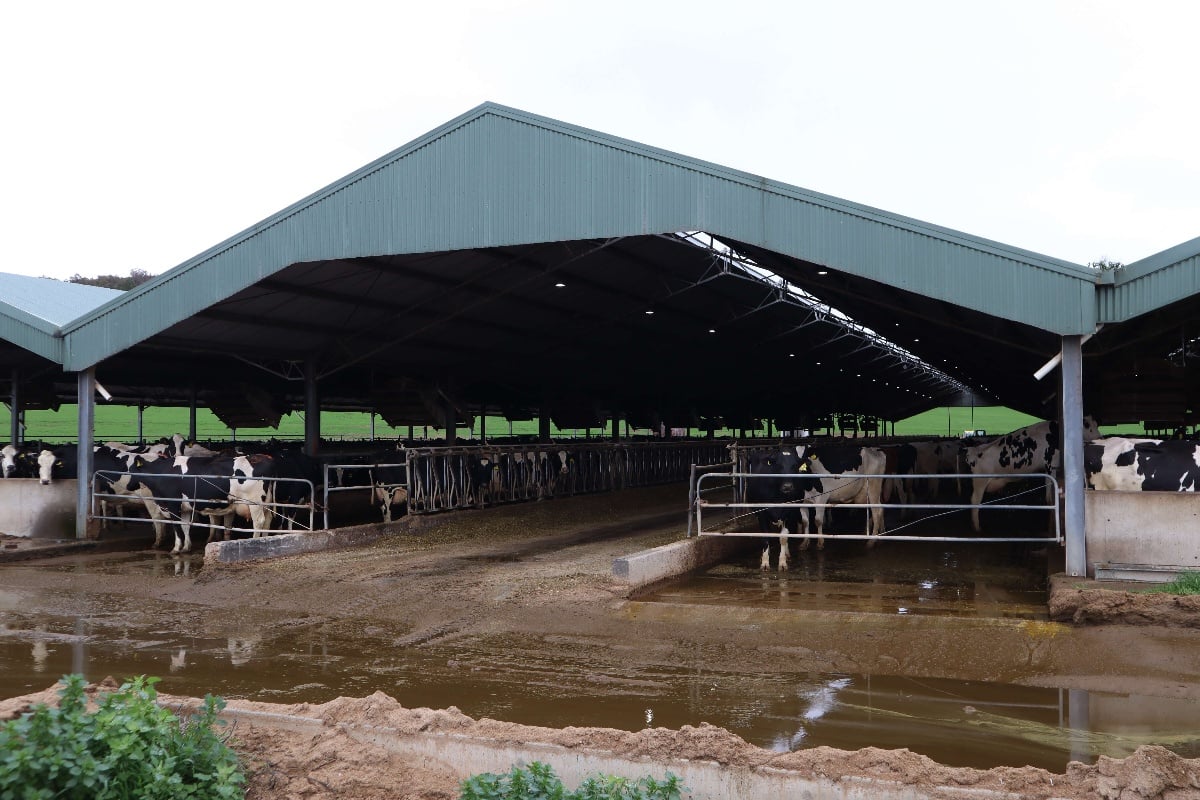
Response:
[2, 484, 1200, 792]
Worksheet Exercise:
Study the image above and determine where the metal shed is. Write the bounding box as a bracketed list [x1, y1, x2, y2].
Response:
[2, 102, 1199, 575]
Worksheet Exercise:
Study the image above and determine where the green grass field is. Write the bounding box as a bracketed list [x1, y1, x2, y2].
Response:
[0, 403, 1145, 444]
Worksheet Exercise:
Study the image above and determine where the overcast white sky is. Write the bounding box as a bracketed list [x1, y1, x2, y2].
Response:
[3, 0, 1197, 282]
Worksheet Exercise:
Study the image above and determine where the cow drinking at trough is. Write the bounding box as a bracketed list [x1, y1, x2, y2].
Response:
[792, 444, 887, 550]
[960, 417, 1100, 532]
[1085, 437, 1200, 491]
[746, 449, 804, 572]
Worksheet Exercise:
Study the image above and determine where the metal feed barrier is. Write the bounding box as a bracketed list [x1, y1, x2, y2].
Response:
[90, 470, 316, 537]
[322, 441, 732, 518]
[691, 464, 1063, 544]
[321, 461, 408, 529]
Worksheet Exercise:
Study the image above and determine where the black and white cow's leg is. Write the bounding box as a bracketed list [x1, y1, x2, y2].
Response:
[969, 478, 990, 533]
[760, 543, 771, 571]
[796, 507, 811, 551]
[777, 526, 790, 571]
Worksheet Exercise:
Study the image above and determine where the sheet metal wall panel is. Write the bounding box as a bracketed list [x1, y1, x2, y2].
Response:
[59, 103, 1101, 369]
[0, 316, 62, 363]
[1100, 242, 1200, 323]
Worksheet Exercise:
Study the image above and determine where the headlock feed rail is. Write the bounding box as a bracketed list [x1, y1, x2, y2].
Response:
[323, 441, 732, 517]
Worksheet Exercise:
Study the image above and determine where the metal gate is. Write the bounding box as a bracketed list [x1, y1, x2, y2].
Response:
[690, 463, 1063, 545]
[91, 470, 316, 537]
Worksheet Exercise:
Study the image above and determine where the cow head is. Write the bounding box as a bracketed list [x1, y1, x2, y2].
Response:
[37, 449, 59, 485]
[1, 444, 16, 478]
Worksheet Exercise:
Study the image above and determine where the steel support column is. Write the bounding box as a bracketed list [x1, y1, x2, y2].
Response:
[76, 368, 95, 540]
[443, 397, 456, 442]
[1061, 335, 1086, 577]
[188, 385, 198, 441]
[304, 361, 320, 457]
[539, 407, 551, 443]
[136, 404, 144, 444]
[9, 368, 19, 445]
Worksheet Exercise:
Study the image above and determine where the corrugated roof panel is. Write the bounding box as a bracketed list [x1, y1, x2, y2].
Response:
[58, 102, 1105, 370]
[0, 273, 122, 328]
[1099, 237, 1200, 323]
[0, 273, 121, 363]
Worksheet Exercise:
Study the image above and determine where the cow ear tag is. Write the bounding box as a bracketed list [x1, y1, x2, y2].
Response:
[799, 462, 808, 472]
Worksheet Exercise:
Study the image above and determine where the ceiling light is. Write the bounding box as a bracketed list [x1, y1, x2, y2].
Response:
[554, 282, 566, 288]
[645, 309, 655, 315]
[817, 270, 828, 276]
[708, 328, 716, 334]
[789, 353, 796, 358]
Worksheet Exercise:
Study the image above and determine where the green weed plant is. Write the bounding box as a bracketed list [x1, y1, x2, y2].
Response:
[0, 674, 244, 800]
[1141, 570, 1200, 596]
[459, 761, 685, 800]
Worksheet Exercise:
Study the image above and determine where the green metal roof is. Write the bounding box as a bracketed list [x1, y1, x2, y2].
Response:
[1098, 236, 1200, 324]
[58, 102, 1103, 371]
[0, 273, 122, 363]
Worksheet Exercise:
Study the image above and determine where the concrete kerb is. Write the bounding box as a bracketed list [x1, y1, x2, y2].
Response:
[612, 535, 748, 589]
[203, 523, 390, 564]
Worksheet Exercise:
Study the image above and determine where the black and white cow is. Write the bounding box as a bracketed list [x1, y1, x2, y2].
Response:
[792, 444, 887, 550]
[907, 439, 961, 501]
[471, 453, 505, 508]
[878, 443, 917, 513]
[127, 453, 278, 553]
[1085, 437, 1200, 491]
[372, 464, 408, 524]
[746, 449, 804, 572]
[960, 417, 1100, 532]
[2, 443, 42, 478]
[91, 446, 174, 548]
[36, 445, 77, 485]
[268, 448, 321, 530]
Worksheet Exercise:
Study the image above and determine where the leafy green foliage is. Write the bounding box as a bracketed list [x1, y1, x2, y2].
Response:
[1141, 570, 1200, 596]
[459, 761, 685, 800]
[0, 674, 245, 800]
[67, 269, 157, 291]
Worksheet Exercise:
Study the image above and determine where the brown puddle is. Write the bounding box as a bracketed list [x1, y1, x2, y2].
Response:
[643, 539, 1052, 619]
[2, 605, 1198, 772]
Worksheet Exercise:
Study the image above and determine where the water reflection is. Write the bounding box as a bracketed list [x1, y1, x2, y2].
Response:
[2, 614, 1196, 772]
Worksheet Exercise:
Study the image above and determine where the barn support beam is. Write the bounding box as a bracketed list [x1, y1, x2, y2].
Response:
[1061, 334, 1086, 577]
[9, 368, 19, 445]
[188, 385, 198, 441]
[136, 404, 144, 444]
[443, 396, 457, 442]
[76, 368, 95, 540]
[539, 408, 551, 444]
[304, 361, 320, 457]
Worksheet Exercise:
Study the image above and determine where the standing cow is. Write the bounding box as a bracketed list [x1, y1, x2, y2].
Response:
[1085, 437, 1200, 491]
[793, 444, 887, 550]
[960, 417, 1100, 532]
[127, 453, 278, 553]
[746, 449, 804, 572]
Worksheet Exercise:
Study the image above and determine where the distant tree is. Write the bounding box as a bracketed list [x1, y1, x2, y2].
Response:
[67, 268, 156, 291]
[1087, 259, 1123, 271]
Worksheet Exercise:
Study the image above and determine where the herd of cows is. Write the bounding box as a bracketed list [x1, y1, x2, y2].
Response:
[3, 417, 1200, 561]
[743, 417, 1200, 570]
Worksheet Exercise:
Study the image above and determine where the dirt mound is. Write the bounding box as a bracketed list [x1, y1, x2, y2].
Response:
[4, 683, 1199, 799]
[1049, 575, 1200, 628]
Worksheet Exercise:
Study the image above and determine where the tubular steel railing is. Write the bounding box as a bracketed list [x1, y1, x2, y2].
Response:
[321, 460, 409, 529]
[90, 470, 316, 536]
[693, 470, 1063, 544]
